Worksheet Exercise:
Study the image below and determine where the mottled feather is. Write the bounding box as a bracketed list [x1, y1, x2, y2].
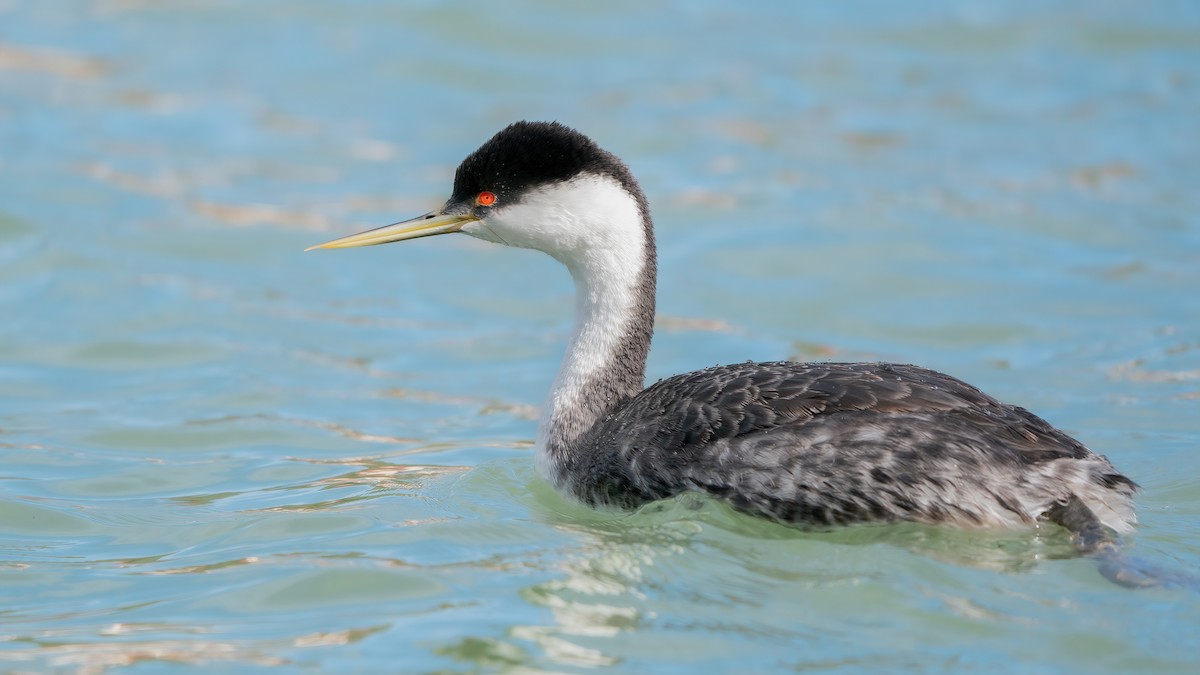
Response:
[565, 361, 1137, 532]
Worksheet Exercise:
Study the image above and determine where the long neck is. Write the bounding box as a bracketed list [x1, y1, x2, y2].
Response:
[532, 189, 657, 486]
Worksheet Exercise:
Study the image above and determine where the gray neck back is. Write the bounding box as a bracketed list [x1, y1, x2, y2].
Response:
[534, 182, 657, 487]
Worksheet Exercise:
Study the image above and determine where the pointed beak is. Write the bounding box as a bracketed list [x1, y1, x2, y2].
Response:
[305, 211, 478, 251]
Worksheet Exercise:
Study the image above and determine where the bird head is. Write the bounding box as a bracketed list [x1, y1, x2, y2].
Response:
[307, 121, 651, 266]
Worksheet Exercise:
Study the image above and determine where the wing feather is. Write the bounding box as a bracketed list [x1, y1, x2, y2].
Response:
[568, 361, 1135, 532]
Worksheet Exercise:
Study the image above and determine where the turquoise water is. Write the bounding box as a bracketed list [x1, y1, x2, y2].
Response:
[2, 1, 1199, 672]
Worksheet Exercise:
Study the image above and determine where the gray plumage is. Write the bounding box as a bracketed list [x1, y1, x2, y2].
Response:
[562, 361, 1136, 534]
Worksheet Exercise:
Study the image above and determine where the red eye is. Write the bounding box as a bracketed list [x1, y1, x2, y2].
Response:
[476, 191, 497, 206]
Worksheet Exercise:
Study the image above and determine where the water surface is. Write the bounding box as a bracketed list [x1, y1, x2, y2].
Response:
[1, 1, 1198, 672]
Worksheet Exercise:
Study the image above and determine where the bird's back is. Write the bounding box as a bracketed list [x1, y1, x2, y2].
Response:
[564, 361, 1137, 533]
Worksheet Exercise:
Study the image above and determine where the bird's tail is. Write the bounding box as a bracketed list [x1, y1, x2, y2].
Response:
[1046, 496, 1191, 589]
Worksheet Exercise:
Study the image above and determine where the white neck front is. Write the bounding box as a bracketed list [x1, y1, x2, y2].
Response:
[463, 174, 656, 485]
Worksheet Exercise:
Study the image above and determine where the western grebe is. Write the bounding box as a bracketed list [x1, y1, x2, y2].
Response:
[309, 121, 1143, 579]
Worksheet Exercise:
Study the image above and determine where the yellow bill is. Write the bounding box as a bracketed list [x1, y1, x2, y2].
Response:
[306, 211, 478, 251]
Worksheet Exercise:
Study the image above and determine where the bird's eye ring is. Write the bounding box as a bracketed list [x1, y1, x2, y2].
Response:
[476, 191, 497, 207]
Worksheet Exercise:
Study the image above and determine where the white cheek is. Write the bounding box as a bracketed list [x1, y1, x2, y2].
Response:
[486, 202, 573, 252]
[464, 175, 643, 265]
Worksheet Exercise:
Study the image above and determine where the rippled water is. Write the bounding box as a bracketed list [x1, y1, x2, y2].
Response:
[2, 1, 1199, 672]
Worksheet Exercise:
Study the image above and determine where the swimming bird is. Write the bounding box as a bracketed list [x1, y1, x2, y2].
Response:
[309, 121, 1138, 559]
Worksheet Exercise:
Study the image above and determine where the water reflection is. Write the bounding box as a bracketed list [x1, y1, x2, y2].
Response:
[498, 491, 1102, 669]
